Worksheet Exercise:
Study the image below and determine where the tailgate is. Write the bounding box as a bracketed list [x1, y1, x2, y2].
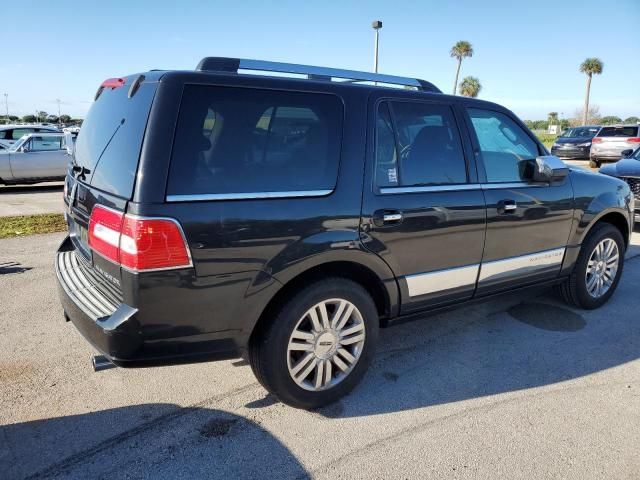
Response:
[64, 74, 158, 284]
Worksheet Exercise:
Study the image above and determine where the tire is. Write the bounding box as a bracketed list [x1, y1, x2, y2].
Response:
[249, 278, 379, 409]
[557, 223, 625, 309]
[589, 158, 600, 169]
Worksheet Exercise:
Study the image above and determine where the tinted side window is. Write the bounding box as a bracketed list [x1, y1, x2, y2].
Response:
[467, 108, 539, 183]
[167, 86, 343, 196]
[375, 101, 467, 187]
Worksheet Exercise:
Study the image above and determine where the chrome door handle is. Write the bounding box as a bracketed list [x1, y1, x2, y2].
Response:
[498, 200, 517, 214]
[382, 213, 403, 222]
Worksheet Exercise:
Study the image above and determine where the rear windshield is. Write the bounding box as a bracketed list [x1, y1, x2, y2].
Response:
[73, 78, 156, 198]
[561, 127, 599, 138]
[167, 85, 343, 196]
[598, 126, 638, 137]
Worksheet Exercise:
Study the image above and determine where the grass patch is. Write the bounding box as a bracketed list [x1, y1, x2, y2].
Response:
[0, 213, 66, 239]
[535, 132, 558, 149]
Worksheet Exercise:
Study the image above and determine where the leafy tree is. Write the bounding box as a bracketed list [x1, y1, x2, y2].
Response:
[547, 112, 559, 125]
[579, 58, 603, 125]
[37, 111, 48, 122]
[59, 114, 71, 124]
[459, 76, 481, 98]
[450, 41, 473, 95]
[600, 116, 622, 125]
[624, 116, 639, 124]
[22, 114, 36, 123]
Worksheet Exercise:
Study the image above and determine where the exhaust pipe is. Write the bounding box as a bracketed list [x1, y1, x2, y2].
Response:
[92, 355, 116, 372]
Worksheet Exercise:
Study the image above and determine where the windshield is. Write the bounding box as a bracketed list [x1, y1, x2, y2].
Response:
[560, 127, 599, 139]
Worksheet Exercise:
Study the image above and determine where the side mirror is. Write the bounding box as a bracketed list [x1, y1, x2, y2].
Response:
[532, 155, 569, 182]
[621, 149, 633, 158]
[19, 145, 29, 153]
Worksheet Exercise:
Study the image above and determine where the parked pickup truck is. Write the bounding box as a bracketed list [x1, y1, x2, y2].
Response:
[0, 132, 72, 185]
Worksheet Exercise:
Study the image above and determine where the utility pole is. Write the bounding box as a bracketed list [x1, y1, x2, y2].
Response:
[372, 21, 382, 73]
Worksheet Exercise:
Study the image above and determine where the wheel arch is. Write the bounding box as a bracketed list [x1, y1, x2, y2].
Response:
[249, 258, 399, 348]
[582, 209, 630, 249]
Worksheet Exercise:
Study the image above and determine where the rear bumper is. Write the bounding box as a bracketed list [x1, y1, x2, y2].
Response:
[55, 236, 241, 367]
[590, 153, 623, 162]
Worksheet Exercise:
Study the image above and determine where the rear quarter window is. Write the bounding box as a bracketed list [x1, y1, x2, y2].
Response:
[167, 85, 344, 197]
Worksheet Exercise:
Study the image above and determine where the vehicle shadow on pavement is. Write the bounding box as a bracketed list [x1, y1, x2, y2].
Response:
[318, 265, 640, 419]
[0, 403, 309, 479]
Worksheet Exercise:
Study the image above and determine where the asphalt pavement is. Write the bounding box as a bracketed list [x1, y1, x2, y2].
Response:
[1, 230, 639, 479]
[0, 182, 64, 217]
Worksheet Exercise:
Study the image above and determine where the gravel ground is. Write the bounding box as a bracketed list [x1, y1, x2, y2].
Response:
[1, 231, 639, 479]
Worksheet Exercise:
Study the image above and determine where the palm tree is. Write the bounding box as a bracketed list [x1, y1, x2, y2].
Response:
[459, 76, 481, 98]
[579, 58, 603, 125]
[450, 41, 473, 95]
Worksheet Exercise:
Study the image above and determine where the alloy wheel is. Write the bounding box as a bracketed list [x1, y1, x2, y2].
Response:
[585, 238, 619, 298]
[286, 298, 366, 391]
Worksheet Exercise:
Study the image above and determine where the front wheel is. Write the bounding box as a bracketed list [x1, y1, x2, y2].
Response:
[557, 223, 625, 309]
[589, 158, 601, 169]
[249, 278, 379, 409]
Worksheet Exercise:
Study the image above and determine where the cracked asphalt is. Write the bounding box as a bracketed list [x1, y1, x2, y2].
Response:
[1, 230, 639, 479]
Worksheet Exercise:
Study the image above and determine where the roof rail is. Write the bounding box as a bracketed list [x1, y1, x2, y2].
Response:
[195, 57, 441, 93]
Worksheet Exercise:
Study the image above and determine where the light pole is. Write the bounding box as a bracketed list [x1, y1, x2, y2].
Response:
[56, 99, 61, 125]
[3, 93, 7, 123]
[372, 20, 382, 73]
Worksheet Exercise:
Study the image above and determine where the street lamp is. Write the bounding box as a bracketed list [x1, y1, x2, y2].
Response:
[56, 99, 61, 125]
[372, 20, 382, 73]
[3, 93, 7, 123]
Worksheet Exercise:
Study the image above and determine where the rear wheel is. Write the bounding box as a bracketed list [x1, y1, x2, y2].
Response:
[249, 278, 379, 409]
[589, 158, 601, 169]
[557, 223, 624, 309]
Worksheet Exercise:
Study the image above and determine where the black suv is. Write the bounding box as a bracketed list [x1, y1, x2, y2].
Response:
[56, 58, 634, 409]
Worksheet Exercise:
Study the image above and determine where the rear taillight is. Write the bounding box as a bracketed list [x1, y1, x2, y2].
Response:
[88, 205, 191, 272]
[592, 137, 602, 143]
[627, 137, 640, 143]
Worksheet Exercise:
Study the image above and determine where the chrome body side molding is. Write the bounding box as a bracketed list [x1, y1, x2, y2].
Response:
[404, 247, 566, 297]
[405, 264, 480, 297]
[478, 247, 566, 283]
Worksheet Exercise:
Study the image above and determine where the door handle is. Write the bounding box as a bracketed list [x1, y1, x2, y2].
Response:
[498, 200, 517, 214]
[373, 210, 403, 227]
[383, 213, 403, 222]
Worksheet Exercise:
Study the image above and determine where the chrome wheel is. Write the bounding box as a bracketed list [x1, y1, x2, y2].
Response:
[585, 238, 619, 298]
[287, 298, 366, 392]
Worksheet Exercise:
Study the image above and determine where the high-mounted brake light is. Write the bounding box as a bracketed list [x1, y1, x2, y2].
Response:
[101, 78, 126, 89]
[94, 78, 126, 100]
[88, 205, 191, 272]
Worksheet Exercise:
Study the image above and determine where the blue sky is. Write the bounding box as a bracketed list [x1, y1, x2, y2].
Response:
[2, 0, 639, 120]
